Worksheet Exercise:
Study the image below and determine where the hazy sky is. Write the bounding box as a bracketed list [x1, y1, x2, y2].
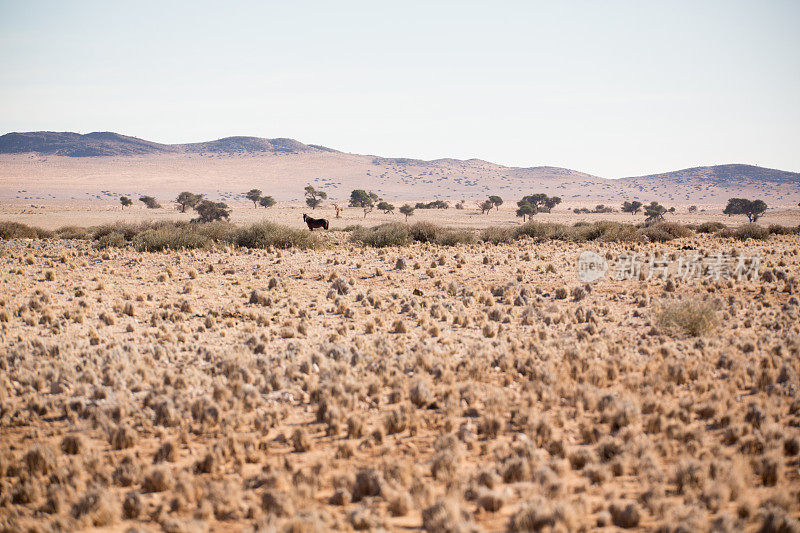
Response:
[1, 1, 798, 177]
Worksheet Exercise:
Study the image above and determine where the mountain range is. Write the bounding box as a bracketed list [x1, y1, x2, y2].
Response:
[0, 131, 798, 206]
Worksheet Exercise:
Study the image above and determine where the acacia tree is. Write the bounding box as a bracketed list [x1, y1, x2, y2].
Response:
[644, 201, 667, 222]
[331, 203, 342, 218]
[489, 195, 503, 211]
[377, 201, 395, 214]
[139, 196, 161, 209]
[479, 200, 494, 214]
[516, 201, 535, 221]
[304, 186, 327, 210]
[194, 200, 230, 222]
[621, 200, 643, 214]
[399, 204, 415, 221]
[245, 189, 262, 208]
[175, 191, 203, 213]
[520, 194, 561, 213]
[723, 198, 767, 223]
[259, 196, 276, 208]
[349, 189, 376, 208]
[120, 196, 132, 209]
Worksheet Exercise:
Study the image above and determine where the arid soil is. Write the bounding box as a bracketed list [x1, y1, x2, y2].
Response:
[1, 202, 799, 233]
[2, 152, 798, 208]
[1, 230, 799, 532]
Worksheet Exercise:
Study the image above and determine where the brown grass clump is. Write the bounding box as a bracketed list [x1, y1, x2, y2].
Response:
[410, 380, 434, 408]
[236, 222, 319, 249]
[109, 424, 138, 449]
[610, 502, 641, 528]
[656, 298, 718, 336]
[0, 221, 53, 239]
[292, 428, 312, 453]
[71, 489, 120, 526]
[61, 434, 83, 455]
[24, 444, 56, 476]
[351, 469, 384, 502]
[421, 498, 475, 533]
[507, 497, 575, 531]
[350, 223, 412, 248]
[261, 490, 295, 517]
[642, 221, 693, 242]
[142, 467, 173, 492]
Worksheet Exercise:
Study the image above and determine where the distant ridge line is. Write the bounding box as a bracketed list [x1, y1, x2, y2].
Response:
[0, 131, 799, 185]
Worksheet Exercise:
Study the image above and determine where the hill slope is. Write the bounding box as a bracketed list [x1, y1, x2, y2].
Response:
[0, 131, 333, 157]
[622, 164, 800, 186]
[0, 131, 798, 206]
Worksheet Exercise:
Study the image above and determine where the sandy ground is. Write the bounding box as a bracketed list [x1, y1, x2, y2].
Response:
[1, 229, 799, 531]
[1, 202, 799, 232]
[1, 152, 798, 208]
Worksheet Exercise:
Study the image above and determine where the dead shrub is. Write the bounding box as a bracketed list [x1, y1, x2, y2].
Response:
[657, 298, 718, 337]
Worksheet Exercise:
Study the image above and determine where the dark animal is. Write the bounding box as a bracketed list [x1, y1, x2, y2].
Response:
[303, 213, 329, 231]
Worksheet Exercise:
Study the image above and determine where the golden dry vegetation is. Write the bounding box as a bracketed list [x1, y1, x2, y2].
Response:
[1, 222, 799, 532]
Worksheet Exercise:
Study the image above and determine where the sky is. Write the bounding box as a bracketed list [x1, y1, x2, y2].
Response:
[1, 0, 798, 177]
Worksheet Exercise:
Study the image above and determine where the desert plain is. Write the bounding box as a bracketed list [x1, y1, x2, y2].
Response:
[1, 208, 799, 532]
[1, 133, 800, 532]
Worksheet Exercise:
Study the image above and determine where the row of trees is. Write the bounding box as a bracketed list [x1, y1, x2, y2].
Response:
[122, 187, 771, 225]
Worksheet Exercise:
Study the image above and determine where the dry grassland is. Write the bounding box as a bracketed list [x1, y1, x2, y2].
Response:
[1, 226, 799, 532]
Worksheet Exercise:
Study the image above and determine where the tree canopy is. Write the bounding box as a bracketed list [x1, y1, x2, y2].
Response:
[176, 192, 203, 213]
[399, 204, 415, 221]
[644, 201, 667, 222]
[621, 200, 643, 214]
[304, 186, 327, 209]
[139, 196, 160, 209]
[245, 189, 262, 207]
[194, 200, 230, 222]
[349, 189, 378, 208]
[723, 198, 767, 223]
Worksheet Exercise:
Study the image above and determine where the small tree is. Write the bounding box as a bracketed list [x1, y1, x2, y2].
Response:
[516, 201, 535, 222]
[349, 189, 374, 208]
[520, 194, 561, 213]
[194, 200, 230, 222]
[139, 196, 161, 209]
[723, 198, 767, 223]
[688, 205, 698, 213]
[259, 196, 276, 208]
[644, 201, 667, 222]
[479, 200, 494, 214]
[332, 203, 342, 218]
[304, 186, 327, 210]
[246, 189, 262, 208]
[489, 195, 503, 211]
[363, 204, 373, 219]
[120, 196, 132, 209]
[176, 191, 203, 213]
[544, 196, 562, 212]
[621, 200, 643, 214]
[455, 200, 465, 210]
[377, 201, 395, 214]
[399, 204, 415, 222]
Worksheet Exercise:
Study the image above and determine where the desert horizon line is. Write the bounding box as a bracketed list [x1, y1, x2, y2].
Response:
[1, 130, 799, 179]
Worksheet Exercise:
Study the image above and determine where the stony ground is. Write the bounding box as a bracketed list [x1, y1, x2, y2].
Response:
[1, 231, 799, 532]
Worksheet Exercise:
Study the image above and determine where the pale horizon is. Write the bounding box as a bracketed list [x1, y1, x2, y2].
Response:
[2, 1, 799, 177]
